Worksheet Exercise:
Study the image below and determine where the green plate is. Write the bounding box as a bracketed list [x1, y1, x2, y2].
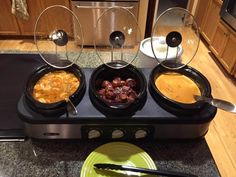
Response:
[80, 142, 157, 177]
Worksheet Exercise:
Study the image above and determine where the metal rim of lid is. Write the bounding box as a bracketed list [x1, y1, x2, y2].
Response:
[94, 6, 141, 69]
[151, 7, 200, 70]
[34, 5, 84, 69]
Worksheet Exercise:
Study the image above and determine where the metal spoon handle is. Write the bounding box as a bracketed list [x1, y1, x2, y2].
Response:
[196, 96, 236, 113]
[66, 98, 78, 115]
[209, 98, 236, 113]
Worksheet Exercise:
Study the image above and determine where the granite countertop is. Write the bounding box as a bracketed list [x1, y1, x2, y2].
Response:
[0, 50, 159, 68]
[0, 139, 220, 177]
[77, 50, 159, 68]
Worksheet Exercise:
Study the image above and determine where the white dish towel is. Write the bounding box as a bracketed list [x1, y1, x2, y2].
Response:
[11, 0, 29, 20]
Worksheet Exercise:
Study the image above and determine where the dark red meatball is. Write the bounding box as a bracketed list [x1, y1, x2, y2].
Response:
[119, 93, 127, 102]
[98, 77, 138, 104]
[112, 77, 122, 87]
[120, 80, 126, 86]
[105, 90, 116, 99]
[122, 85, 130, 93]
[102, 80, 112, 88]
[97, 88, 105, 95]
[114, 87, 122, 95]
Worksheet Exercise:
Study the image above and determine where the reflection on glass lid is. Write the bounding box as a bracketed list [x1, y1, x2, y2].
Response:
[34, 5, 83, 69]
[94, 7, 141, 69]
[151, 7, 200, 70]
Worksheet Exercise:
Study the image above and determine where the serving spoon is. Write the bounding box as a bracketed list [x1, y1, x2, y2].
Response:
[65, 98, 78, 115]
[194, 95, 236, 113]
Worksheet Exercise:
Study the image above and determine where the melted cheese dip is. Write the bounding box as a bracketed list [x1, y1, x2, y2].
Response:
[155, 72, 201, 104]
[33, 71, 80, 103]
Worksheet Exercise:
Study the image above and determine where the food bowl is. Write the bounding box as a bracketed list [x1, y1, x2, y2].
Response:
[25, 64, 86, 116]
[148, 7, 210, 115]
[24, 5, 86, 116]
[149, 64, 211, 115]
[89, 62, 147, 116]
[90, 7, 146, 116]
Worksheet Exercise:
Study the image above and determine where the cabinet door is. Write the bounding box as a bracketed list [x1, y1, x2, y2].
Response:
[17, 0, 43, 35]
[0, 0, 20, 35]
[194, 0, 210, 32]
[220, 34, 236, 74]
[201, 0, 221, 43]
[209, 22, 228, 58]
[40, 0, 73, 37]
[234, 67, 236, 78]
[17, 0, 71, 36]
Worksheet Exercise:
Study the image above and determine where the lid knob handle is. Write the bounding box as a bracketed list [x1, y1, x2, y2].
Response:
[49, 29, 68, 46]
[109, 31, 125, 48]
[166, 31, 182, 47]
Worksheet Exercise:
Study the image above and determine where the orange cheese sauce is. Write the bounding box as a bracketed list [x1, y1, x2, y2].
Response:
[155, 72, 201, 104]
[33, 71, 80, 103]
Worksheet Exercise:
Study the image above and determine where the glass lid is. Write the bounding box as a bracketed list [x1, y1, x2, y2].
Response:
[94, 6, 141, 69]
[151, 7, 200, 70]
[34, 5, 83, 68]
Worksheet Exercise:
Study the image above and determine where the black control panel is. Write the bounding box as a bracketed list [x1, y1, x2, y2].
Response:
[81, 125, 154, 140]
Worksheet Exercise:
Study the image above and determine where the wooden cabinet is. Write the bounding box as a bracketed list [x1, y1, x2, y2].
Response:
[220, 33, 236, 74]
[194, 0, 211, 32]
[234, 63, 236, 78]
[0, 0, 20, 35]
[195, 0, 236, 76]
[201, 0, 222, 43]
[0, 0, 72, 36]
[234, 67, 236, 78]
[209, 22, 228, 58]
[210, 21, 236, 74]
[40, 0, 73, 37]
[17, 0, 43, 35]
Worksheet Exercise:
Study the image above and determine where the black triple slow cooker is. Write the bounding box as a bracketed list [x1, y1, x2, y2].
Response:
[17, 6, 217, 140]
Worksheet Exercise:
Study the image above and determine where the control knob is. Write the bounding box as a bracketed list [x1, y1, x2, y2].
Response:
[112, 129, 124, 139]
[135, 129, 148, 139]
[88, 129, 101, 139]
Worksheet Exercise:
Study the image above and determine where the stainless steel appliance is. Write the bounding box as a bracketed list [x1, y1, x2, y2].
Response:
[71, 0, 139, 46]
[220, 0, 236, 31]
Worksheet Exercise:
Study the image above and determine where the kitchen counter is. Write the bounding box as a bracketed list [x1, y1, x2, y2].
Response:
[1, 37, 236, 176]
[0, 139, 220, 177]
[0, 52, 220, 177]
